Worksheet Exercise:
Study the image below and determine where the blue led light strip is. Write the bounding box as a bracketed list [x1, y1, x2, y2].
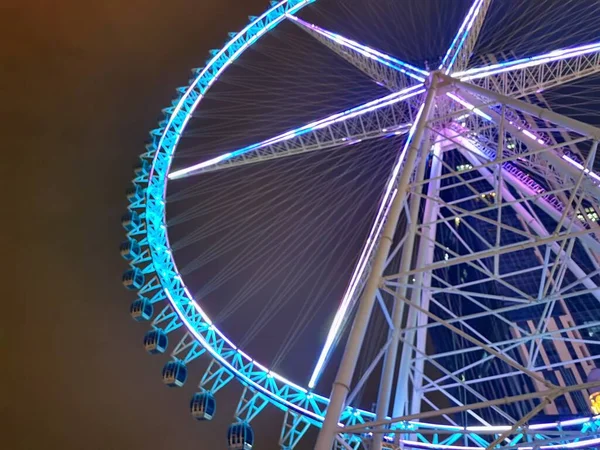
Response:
[439, 0, 484, 72]
[169, 84, 424, 179]
[144, 0, 344, 425]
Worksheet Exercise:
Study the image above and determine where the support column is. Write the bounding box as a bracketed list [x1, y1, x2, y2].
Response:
[314, 74, 440, 450]
[410, 141, 444, 414]
[391, 140, 444, 418]
[371, 126, 432, 450]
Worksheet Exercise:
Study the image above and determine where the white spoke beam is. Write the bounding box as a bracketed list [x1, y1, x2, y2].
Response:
[314, 76, 438, 450]
[308, 104, 423, 390]
[288, 14, 428, 92]
[441, 0, 493, 74]
[169, 85, 424, 179]
[453, 42, 600, 98]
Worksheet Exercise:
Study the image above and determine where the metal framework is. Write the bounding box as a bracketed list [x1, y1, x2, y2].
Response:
[168, 85, 421, 179]
[121, 0, 600, 448]
[457, 43, 600, 98]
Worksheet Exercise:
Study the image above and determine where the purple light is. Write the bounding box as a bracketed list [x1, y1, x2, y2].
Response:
[446, 92, 492, 121]
[550, 437, 600, 449]
[563, 154, 600, 183]
[556, 417, 591, 427]
[455, 42, 600, 80]
[440, 0, 484, 72]
[391, 437, 600, 450]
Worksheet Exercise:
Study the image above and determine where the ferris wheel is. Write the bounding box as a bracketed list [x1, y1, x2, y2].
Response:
[121, 0, 600, 448]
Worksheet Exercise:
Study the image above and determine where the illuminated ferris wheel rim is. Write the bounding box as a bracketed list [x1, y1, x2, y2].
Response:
[132, 0, 600, 445]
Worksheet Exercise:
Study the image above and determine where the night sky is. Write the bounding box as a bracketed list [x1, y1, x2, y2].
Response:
[7, 0, 600, 448]
[7, 1, 278, 448]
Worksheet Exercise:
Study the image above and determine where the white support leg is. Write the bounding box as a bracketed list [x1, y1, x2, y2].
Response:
[314, 75, 440, 450]
[371, 125, 432, 450]
[409, 141, 444, 415]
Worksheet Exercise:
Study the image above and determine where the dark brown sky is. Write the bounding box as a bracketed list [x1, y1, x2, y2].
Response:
[6, 1, 293, 448]
[8, 1, 600, 448]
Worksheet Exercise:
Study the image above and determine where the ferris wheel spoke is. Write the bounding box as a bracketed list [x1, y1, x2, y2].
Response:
[455, 42, 600, 98]
[168, 85, 424, 179]
[440, 0, 493, 74]
[287, 14, 428, 92]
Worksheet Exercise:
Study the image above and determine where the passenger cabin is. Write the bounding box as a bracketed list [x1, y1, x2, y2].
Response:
[190, 391, 216, 420]
[130, 299, 153, 322]
[121, 211, 141, 232]
[122, 268, 144, 290]
[120, 239, 141, 261]
[162, 360, 187, 387]
[227, 422, 254, 450]
[144, 329, 168, 354]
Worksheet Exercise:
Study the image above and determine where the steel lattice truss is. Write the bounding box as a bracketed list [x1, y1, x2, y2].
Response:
[121, 1, 600, 449]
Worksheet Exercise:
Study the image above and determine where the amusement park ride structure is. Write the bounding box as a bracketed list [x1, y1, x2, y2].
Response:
[121, 1, 600, 448]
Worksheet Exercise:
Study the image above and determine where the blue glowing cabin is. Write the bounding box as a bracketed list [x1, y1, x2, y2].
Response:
[120, 239, 141, 261]
[130, 299, 153, 322]
[143, 329, 168, 354]
[126, 184, 146, 203]
[227, 422, 254, 450]
[134, 159, 151, 177]
[122, 268, 145, 290]
[121, 211, 141, 232]
[190, 391, 216, 420]
[162, 360, 187, 387]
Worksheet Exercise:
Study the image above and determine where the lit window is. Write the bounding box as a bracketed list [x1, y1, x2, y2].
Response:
[456, 164, 473, 172]
[591, 392, 600, 415]
[585, 207, 599, 222]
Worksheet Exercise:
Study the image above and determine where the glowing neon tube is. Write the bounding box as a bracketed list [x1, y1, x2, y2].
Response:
[169, 84, 424, 179]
